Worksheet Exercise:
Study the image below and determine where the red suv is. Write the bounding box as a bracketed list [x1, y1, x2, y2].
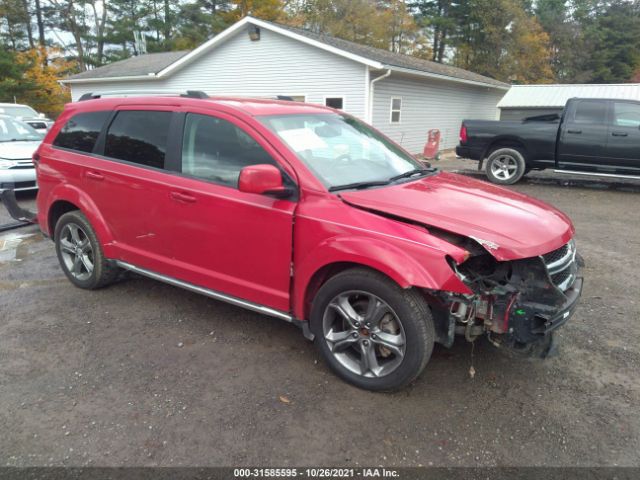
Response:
[32, 92, 583, 390]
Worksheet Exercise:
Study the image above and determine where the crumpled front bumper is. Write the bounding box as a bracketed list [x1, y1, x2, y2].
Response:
[499, 253, 584, 352]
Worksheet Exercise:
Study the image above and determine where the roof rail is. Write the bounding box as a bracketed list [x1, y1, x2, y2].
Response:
[77, 90, 209, 101]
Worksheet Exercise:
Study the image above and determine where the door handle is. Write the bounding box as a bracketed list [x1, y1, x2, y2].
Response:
[170, 191, 196, 203]
[611, 131, 628, 137]
[567, 129, 582, 134]
[85, 171, 104, 181]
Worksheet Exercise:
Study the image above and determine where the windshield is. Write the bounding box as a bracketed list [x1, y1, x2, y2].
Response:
[0, 105, 39, 118]
[0, 117, 43, 142]
[259, 113, 430, 190]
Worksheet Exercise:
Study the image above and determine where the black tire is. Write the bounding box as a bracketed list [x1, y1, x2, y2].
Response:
[54, 210, 119, 289]
[310, 268, 435, 391]
[485, 147, 527, 185]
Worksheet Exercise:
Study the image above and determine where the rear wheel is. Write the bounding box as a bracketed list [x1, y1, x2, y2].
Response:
[54, 211, 119, 289]
[485, 148, 526, 185]
[310, 268, 435, 391]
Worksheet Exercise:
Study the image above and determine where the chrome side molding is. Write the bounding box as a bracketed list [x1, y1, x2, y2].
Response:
[553, 170, 640, 180]
[115, 261, 293, 322]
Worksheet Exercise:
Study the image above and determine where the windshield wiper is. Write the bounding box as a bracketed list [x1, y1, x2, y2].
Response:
[328, 180, 392, 192]
[389, 168, 434, 182]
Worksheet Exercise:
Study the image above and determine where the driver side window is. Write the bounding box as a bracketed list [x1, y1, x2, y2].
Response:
[181, 113, 276, 188]
[612, 102, 640, 128]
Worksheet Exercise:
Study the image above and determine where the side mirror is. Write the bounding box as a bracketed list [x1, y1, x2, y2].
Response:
[238, 164, 293, 198]
[38, 113, 46, 119]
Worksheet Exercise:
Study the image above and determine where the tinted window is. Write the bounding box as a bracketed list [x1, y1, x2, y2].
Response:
[181, 113, 275, 187]
[53, 111, 110, 153]
[573, 100, 606, 124]
[104, 111, 172, 168]
[612, 102, 640, 128]
[325, 97, 344, 110]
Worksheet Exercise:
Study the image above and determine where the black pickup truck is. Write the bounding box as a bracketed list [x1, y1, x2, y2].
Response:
[456, 97, 640, 184]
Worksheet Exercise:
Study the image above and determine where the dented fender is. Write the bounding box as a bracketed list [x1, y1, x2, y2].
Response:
[292, 231, 471, 320]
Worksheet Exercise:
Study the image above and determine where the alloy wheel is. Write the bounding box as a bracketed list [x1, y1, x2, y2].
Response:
[59, 222, 94, 281]
[490, 155, 518, 180]
[322, 291, 406, 378]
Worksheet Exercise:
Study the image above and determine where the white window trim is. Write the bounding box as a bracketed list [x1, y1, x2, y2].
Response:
[390, 97, 402, 124]
[323, 95, 346, 111]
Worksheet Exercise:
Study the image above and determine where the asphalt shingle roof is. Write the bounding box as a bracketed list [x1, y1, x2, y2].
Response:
[65, 19, 508, 89]
[66, 50, 190, 80]
[269, 22, 509, 88]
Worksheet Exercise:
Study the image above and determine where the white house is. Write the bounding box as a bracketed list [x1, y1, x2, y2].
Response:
[62, 16, 509, 153]
[498, 83, 640, 121]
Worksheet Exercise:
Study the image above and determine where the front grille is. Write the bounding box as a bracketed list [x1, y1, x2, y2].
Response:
[542, 240, 577, 292]
[8, 160, 33, 170]
[551, 269, 571, 286]
[0, 180, 36, 189]
[542, 244, 569, 264]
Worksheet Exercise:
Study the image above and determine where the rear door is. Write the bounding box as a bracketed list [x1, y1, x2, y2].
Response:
[603, 100, 640, 173]
[161, 109, 296, 312]
[83, 106, 181, 271]
[557, 99, 609, 171]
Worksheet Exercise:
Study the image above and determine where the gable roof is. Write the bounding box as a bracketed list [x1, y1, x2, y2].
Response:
[498, 83, 640, 108]
[267, 21, 508, 89]
[64, 16, 509, 90]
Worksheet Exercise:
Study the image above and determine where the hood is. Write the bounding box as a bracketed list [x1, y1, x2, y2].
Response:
[0, 140, 41, 160]
[340, 171, 574, 261]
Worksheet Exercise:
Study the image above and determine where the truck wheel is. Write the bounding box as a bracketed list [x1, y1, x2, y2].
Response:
[54, 211, 119, 289]
[486, 148, 526, 185]
[310, 268, 435, 391]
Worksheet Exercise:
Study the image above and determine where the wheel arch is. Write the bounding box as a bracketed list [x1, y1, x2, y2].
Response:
[292, 236, 468, 320]
[483, 137, 528, 160]
[44, 184, 114, 249]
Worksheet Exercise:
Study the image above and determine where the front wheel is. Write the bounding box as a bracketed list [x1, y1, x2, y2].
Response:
[310, 268, 435, 391]
[485, 148, 527, 185]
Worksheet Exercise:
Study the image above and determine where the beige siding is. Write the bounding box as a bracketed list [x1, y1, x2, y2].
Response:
[372, 73, 506, 153]
[70, 28, 367, 118]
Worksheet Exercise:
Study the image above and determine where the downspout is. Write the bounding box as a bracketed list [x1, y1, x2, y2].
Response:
[368, 69, 391, 124]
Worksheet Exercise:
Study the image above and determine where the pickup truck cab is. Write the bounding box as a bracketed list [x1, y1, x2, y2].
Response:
[456, 97, 640, 184]
[31, 92, 583, 390]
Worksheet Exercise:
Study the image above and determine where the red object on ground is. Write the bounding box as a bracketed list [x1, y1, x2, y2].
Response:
[423, 129, 441, 159]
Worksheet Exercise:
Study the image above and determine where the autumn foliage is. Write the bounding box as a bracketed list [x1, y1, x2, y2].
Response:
[15, 47, 75, 118]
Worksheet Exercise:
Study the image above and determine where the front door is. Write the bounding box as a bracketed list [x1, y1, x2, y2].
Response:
[161, 110, 296, 312]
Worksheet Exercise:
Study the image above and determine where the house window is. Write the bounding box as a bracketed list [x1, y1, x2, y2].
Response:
[325, 97, 344, 110]
[390, 98, 402, 123]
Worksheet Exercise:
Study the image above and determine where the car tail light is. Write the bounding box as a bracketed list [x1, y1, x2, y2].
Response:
[459, 124, 468, 144]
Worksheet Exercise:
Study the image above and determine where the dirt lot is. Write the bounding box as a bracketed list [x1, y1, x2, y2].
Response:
[1, 162, 639, 467]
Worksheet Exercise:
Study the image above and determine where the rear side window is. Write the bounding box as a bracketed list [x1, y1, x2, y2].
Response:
[53, 111, 110, 153]
[104, 110, 172, 169]
[181, 113, 275, 187]
[573, 100, 607, 124]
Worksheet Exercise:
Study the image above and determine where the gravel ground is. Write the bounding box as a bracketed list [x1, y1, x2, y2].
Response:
[0, 162, 639, 467]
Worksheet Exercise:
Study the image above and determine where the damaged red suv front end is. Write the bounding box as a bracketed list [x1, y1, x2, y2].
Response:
[338, 171, 584, 357]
